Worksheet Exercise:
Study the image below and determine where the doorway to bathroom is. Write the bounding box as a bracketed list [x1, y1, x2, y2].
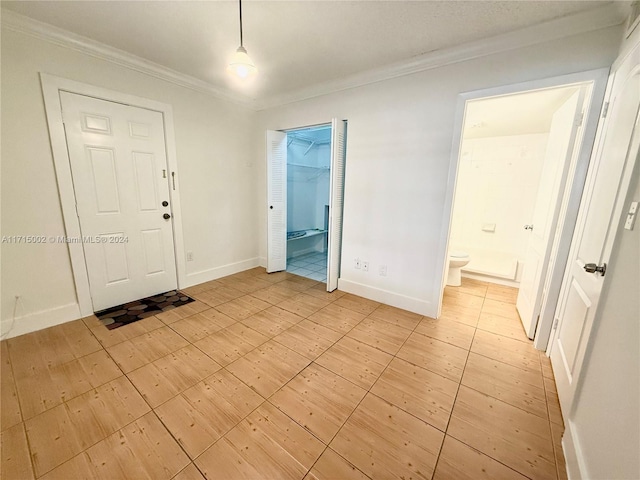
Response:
[266, 119, 347, 291]
[440, 69, 609, 348]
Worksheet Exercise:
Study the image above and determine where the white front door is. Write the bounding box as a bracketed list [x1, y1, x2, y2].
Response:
[516, 89, 585, 338]
[550, 41, 640, 413]
[266, 130, 288, 273]
[61, 92, 177, 311]
[326, 119, 347, 291]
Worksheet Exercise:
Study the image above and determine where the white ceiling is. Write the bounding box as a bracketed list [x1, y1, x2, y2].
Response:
[1, 1, 621, 103]
[463, 85, 580, 139]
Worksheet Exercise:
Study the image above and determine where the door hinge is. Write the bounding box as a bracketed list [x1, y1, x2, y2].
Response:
[575, 112, 584, 127]
[602, 102, 609, 118]
[553, 318, 559, 330]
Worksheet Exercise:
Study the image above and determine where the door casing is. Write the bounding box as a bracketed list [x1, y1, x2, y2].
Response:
[41, 73, 187, 317]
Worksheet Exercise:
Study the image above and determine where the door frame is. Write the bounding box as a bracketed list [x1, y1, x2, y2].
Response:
[436, 68, 609, 349]
[41, 73, 186, 317]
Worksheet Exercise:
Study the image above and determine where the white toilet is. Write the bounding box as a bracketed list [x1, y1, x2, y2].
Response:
[447, 251, 471, 286]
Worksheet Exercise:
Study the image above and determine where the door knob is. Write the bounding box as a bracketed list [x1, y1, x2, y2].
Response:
[162, 201, 169, 207]
[584, 262, 606, 276]
[163, 213, 171, 220]
[524, 225, 534, 230]
[270, 206, 274, 210]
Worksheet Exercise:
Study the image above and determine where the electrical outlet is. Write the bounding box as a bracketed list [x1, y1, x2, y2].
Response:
[379, 265, 387, 276]
[362, 261, 369, 272]
[354, 258, 361, 269]
[186, 251, 194, 262]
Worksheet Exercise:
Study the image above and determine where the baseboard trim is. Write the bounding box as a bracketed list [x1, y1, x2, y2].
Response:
[0, 259, 261, 339]
[563, 419, 586, 479]
[259, 257, 267, 268]
[184, 257, 260, 288]
[337, 279, 434, 317]
[1, 302, 81, 339]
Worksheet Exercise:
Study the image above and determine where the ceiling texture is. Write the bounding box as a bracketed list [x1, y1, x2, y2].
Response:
[1, 1, 627, 107]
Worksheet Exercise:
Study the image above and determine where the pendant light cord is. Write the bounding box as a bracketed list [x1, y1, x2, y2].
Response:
[239, 0, 244, 47]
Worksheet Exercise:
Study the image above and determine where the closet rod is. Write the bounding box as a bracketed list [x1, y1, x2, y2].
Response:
[288, 136, 331, 146]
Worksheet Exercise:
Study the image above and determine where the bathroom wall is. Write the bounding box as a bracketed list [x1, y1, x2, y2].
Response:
[450, 133, 550, 277]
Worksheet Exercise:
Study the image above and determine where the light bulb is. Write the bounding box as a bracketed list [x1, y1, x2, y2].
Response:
[227, 46, 257, 79]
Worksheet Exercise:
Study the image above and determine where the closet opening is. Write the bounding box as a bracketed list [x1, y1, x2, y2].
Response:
[266, 119, 347, 292]
[285, 124, 332, 283]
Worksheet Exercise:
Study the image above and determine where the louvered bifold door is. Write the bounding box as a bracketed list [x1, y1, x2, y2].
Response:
[266, 130, 288, 273]
[327, 119, 347, 291]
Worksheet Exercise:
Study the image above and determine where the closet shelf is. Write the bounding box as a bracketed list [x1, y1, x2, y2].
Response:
[288, 163, 330, 170]
[287, 229, 327, 242]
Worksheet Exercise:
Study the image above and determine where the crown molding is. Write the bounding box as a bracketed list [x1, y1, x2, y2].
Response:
[0, 9, 253, 108]
[253, 4, 626, 110]
[1, 4, 626, 112]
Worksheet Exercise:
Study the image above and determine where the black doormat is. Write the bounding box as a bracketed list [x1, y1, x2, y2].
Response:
[95, 290, 195, 330]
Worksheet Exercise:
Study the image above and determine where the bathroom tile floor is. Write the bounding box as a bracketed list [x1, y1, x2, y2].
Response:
[1, 273, 567, 480]
[287, 251, 327, 283]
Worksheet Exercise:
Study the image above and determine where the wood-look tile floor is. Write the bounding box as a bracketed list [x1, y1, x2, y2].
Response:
[0, 273, 567, 480]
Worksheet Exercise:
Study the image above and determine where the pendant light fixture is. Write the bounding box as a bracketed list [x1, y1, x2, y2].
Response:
[227, 0, 257, 79]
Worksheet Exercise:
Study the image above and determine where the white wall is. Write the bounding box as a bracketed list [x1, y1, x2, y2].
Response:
[451, 134, 549, 259]
[1, 28, 257, 335]
[255, 25, 623, 316]
[286, 140, 328, 232]
[566, 26, 640, 479]
[287, 164, 320, 232]
[286, 139, 330, 258]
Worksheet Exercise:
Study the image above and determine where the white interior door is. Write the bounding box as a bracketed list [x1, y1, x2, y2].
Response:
[61, 92, 177, 311]
[266, 130, 287, 273]
[550, 43, 640, 413]
[516, 89, 585, 338]
[326, 119, 347, 291]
